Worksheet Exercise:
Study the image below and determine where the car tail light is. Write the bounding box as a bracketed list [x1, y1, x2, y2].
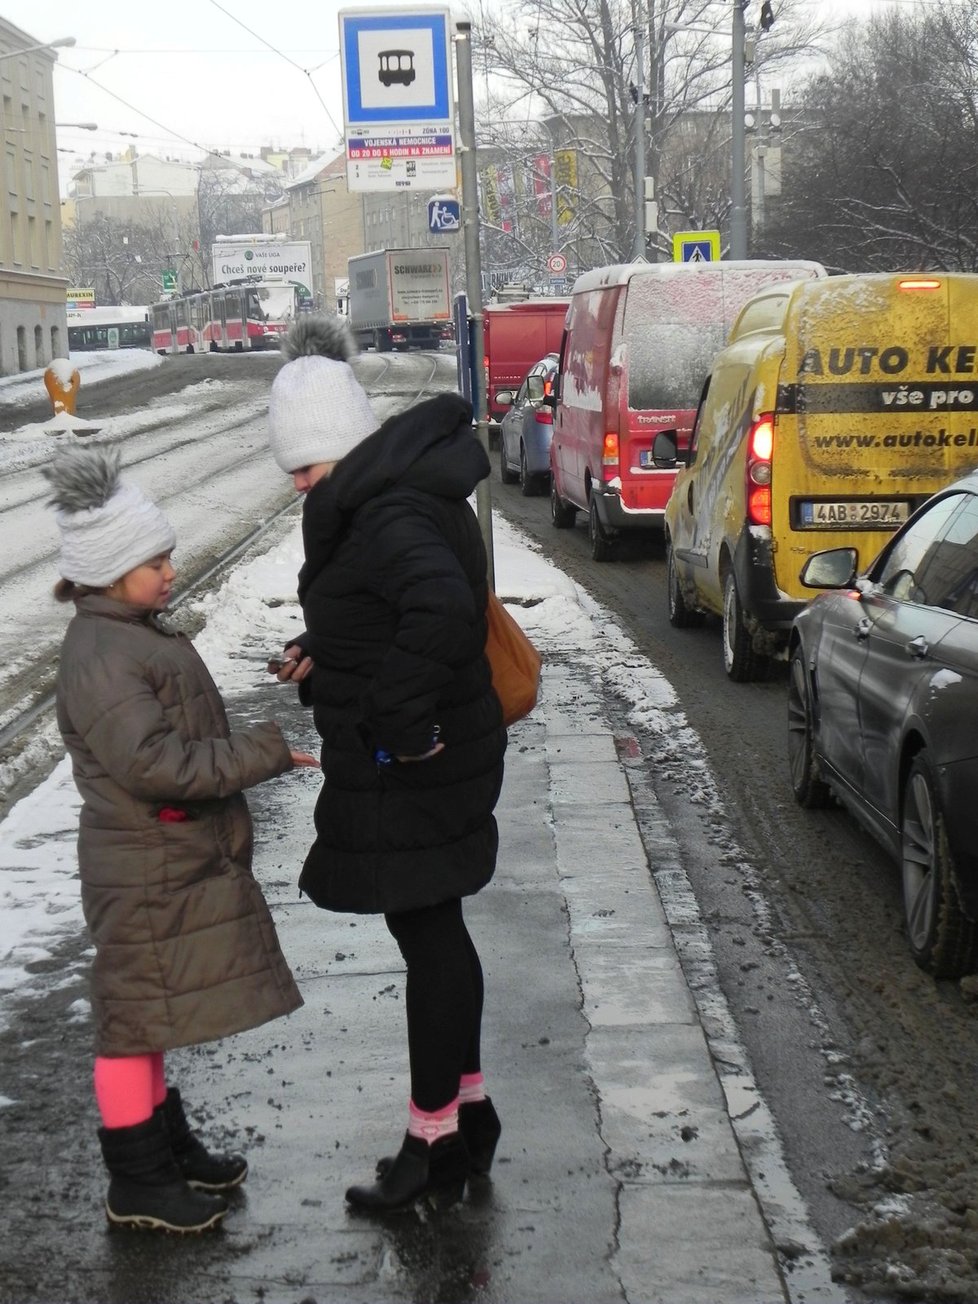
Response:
[534, 407, 553, 425]
[746, 414, 774, 526]
[898, 278, 941, 292]
[601, 431, 619, 480]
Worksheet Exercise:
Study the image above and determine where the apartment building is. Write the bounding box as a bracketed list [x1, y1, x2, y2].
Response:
[0, 18, 67, 375]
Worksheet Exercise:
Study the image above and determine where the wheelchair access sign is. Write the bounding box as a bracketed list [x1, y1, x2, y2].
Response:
[340, 7, 456, 192]
[672, 230, 721, 263]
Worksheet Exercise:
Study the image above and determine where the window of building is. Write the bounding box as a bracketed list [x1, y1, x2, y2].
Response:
[17, 325, 28, 370]
[34, 324, 43, 365]
[51, 325, 61, 358]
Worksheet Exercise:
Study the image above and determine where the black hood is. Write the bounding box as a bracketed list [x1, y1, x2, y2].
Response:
[298, 392, 487, 592]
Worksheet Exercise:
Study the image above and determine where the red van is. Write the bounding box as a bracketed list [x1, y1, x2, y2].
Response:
[484, 299, 569, 431]
[548, 260, 826, 560]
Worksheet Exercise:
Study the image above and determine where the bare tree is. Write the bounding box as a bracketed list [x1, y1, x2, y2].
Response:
[763, 2, 978, 272]
[470, 0, 825, 267]
[62, 215, 162, 306]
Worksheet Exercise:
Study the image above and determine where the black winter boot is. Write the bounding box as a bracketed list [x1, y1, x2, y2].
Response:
[158, 1087, 248, 1191]
[376, 1098, 501, 1178]
[98, 1113, 227, 1233]
[347, 1131, 469, 1212]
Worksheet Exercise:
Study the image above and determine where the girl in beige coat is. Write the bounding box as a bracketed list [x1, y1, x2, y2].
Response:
[46, 446, 318, 1234]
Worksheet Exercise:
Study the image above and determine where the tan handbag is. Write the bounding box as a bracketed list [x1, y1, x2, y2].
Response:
[485, 590, 541, 727]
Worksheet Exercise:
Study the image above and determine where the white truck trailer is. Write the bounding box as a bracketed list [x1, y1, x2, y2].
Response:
[348, 248, 451, 351]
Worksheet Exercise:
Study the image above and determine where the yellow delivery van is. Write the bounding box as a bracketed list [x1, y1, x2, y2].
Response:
[662, 272, 978, 680]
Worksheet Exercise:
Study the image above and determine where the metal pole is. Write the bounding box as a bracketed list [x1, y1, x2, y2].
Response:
[633, 22, 645, 260]
[455, 20, 495, 588]
[730, 1, 747, 259]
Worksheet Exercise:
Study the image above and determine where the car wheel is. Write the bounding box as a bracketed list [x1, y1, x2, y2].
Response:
[722, 572, 765, 681]
[588, 498, 615, 562]
[786, 648, 832, 808]
[551, 477, 577, 529]
[519, 446, 540, 497]
[499, 437, 518, 485]
[666, 541, 704, 629]
[901, 754, 978, 978]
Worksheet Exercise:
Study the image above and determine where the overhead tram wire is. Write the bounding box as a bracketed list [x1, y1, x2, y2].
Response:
[207, 0, 343, 139]
[62, 64, 222, 160]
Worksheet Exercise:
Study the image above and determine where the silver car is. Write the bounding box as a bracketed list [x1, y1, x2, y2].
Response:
[497, 354, 558, 497]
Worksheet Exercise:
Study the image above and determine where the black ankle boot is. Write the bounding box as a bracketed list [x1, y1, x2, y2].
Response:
[347, 1132, 469, 1212]
[376, 1098, 502, 1179]
[158, 1088, 247, 1191]
[460, 1097, 501, 1175]
[98, 1113, 227, 1233]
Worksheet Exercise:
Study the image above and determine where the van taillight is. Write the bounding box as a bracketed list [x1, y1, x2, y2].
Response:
[898, 278, 941, 292]
[601, 432, 619, 479]
[746, 414, 774, 527]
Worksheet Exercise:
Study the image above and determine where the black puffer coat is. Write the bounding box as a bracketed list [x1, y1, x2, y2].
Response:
[294, 392, 506, 914]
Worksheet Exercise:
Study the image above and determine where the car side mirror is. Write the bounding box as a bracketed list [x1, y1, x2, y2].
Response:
[800, 548, 859, 590]
[651, 429, 686, 467]
[526, 376, 546, 402]
[495, 390, 514, 408]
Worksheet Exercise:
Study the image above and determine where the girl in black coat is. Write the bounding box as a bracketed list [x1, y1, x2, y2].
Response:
[267, 317, 507, 1211]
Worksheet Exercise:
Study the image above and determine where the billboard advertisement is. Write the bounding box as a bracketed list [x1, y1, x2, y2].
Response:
[211, 240, 313, 301]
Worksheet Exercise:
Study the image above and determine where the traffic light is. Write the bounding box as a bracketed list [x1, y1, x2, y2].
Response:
[759, 1, 774, 30]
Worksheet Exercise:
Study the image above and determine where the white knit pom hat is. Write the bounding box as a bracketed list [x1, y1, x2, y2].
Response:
[43, 446, 176, 588]
[268, 315, 378, 473]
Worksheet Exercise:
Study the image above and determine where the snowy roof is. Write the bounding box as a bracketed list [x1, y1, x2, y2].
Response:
[286, 152, 344, 190]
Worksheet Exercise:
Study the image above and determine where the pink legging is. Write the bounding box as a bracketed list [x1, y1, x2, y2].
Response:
[93, 1052, 167, 1128]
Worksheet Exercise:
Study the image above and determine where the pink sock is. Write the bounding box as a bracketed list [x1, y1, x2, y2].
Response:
[408, 1097, 459, 1144]
[94, 1052, 166, 1128]
[459, 1072, 486, 1105]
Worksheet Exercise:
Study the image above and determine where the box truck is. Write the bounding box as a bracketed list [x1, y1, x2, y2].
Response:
[348, 249, 451, 352]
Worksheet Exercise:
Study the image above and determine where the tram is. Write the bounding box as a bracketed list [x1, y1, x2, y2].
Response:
[150, 281, 298, 355]
[67, 306, 152, 351]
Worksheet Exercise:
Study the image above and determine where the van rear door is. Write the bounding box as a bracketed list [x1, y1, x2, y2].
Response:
[772, 274, 978, 596]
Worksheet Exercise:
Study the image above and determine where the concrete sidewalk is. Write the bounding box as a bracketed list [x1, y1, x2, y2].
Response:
[0, 534, 844, 1302]
[152, 644, 839, 1304]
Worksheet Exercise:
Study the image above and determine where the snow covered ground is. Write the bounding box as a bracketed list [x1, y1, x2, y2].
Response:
[0, 508, 682, 1022]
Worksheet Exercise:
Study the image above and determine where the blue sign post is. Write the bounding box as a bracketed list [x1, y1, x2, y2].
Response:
[428, 195, 460, 233]
[339, 8, 456, 192]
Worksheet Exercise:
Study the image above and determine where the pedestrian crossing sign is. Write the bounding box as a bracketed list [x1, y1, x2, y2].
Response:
[672, 230, 721, 263]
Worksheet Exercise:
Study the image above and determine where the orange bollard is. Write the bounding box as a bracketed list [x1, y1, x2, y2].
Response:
[44, 361, 81, 416]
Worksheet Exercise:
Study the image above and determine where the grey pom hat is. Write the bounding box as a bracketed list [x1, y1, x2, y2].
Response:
[267, 315, 378, 473]
[43, 446, 176, 588]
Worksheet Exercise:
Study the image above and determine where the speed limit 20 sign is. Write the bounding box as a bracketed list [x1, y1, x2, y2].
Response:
[547, 252, 567, 274]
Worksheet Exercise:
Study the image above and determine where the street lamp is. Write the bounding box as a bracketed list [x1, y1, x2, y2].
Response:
[0, 36, 76, 61]
[57, 122, 98, 131]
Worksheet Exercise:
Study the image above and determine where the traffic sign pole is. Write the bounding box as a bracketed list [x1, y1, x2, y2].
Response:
[454, 18, 494, 588]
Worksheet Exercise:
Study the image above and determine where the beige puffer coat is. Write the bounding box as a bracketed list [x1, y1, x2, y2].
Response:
[56, 595, 303, 1056]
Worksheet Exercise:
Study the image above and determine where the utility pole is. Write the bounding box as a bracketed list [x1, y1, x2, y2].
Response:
[730, 0, 748, 259]
[632, 22, 646, 261]
[455, 19, 495, 587]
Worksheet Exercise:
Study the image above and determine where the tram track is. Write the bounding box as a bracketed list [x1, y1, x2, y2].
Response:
[0, 348, 450, 817]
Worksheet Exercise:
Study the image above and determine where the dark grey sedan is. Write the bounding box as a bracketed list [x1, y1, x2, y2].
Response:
[788, 472, 978, 977]
[497, 353, 558, 496]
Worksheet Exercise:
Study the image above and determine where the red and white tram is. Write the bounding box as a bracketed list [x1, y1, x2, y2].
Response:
[151, 281, 298, 355]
